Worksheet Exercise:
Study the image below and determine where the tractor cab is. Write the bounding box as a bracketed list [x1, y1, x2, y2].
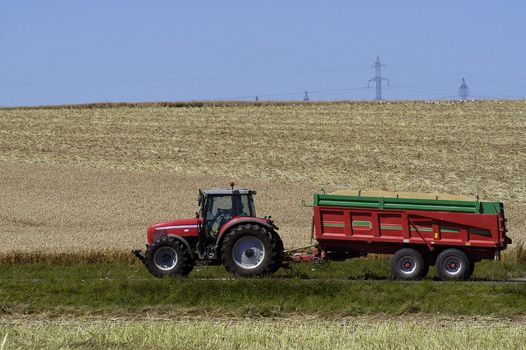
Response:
[198, 187, 256, 241]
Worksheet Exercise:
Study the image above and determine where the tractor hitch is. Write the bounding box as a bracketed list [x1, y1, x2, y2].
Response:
[132, 249, 147, 264]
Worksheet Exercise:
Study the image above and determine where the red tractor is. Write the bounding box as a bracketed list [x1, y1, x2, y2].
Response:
[133, 185, 284, 277]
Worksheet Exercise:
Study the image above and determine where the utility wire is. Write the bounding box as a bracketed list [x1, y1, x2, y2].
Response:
[0, 66, 370, 86]
[208, 86, 369, 101]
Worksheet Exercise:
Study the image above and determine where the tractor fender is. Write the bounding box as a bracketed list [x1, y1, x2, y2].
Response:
[216, 217, 280, 253]
[165, 234, 195, 259]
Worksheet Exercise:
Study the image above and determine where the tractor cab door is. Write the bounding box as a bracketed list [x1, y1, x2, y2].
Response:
[202, 193, 255, 240]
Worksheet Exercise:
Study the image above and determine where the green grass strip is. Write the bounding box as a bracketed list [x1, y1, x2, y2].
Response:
[0, 262, 525, 317]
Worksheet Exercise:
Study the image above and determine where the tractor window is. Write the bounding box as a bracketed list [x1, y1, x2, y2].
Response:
[205, 194, 254, 221]
[237, 194, 253, 217]
[203, 194, 255, 239]
[206, 196, 233, 221]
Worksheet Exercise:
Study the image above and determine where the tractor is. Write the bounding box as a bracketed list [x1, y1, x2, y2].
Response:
[133, 184, 284, 277]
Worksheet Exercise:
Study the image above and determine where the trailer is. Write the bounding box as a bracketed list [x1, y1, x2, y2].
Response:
[133, 186, 511, 281]
[312, 190, 511, 280]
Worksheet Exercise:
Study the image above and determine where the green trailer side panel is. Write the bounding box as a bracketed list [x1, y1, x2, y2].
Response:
[313, 194, 502, 214]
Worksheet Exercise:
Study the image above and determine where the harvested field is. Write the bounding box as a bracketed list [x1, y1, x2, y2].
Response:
[1, 316, 525, 350]
[1, 101, 525, 254]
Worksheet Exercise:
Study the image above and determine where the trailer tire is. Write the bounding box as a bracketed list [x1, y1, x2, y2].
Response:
[145, 237, 194, 278]
[436, 249, 471, 281]
[221, 224, 279, 277]
[391, 248, 427, 281]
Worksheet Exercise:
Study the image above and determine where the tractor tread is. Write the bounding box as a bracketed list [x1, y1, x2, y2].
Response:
[221, 223, 282, 277]
[145, 236, 195, 278]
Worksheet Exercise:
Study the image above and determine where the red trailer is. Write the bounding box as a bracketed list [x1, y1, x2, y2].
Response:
[133, 186, 511, 281]
[312, 190, 511, 280]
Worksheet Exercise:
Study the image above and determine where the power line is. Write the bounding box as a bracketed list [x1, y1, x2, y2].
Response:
[1, 58, 522, 101]
[0, 66, 370, 86]
[390, 84, 454, 95]
[208, 86, 369, 101]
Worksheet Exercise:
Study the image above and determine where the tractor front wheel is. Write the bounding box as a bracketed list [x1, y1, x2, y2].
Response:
[221, 224, 280, 277]
[145, 237, 194, 278]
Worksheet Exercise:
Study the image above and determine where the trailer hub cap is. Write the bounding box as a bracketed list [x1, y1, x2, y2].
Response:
[153, 246, 178, 271]
[445, 257, 461, 274]
[399, 256, 417, 274]
[232, 237, 265, 270]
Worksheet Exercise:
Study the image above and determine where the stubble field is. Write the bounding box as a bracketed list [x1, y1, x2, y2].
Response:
[1, 100, 525, 255]
[1, 101, 526, 348]
[2, 316, 526, 349]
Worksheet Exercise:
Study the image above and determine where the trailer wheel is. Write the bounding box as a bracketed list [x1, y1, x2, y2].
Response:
[436, 249, 471, 281]
[221, 224, 279, 277]
[391, 248, 427, 281]
[145, 237, 194, 278]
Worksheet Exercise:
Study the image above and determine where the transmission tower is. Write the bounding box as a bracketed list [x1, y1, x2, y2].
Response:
[303, 91, 310, 102]
[368, 56, 389, 101]
[458, 78, 469, 100]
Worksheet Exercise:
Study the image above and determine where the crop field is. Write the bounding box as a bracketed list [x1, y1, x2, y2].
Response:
[1, 100, 526, 348]
[1, 100, 525, 254]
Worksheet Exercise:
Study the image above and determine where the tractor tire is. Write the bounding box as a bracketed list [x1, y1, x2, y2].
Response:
[221, 224, 280, 277]
[391, 248, 427, 281]
[435, 249, 471, 281]
[145, 237, 194, 278]
[269, 232, 285, 273]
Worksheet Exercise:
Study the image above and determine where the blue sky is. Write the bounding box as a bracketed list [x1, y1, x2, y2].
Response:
[1, 1, 525, 106]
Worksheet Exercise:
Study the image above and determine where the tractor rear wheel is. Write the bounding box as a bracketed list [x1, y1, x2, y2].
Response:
[145, 237, 194, 278]
[221, 224, 281, 277]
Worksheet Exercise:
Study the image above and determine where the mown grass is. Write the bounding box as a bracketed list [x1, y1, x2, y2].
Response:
[1, 245, 524, 278]
[1, 261, 525, 318]
[1, 317, 525, 350]
[1, 250, 525, 279]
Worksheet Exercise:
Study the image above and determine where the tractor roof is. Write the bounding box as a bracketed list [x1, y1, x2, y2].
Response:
[202, 188, 255, 196]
